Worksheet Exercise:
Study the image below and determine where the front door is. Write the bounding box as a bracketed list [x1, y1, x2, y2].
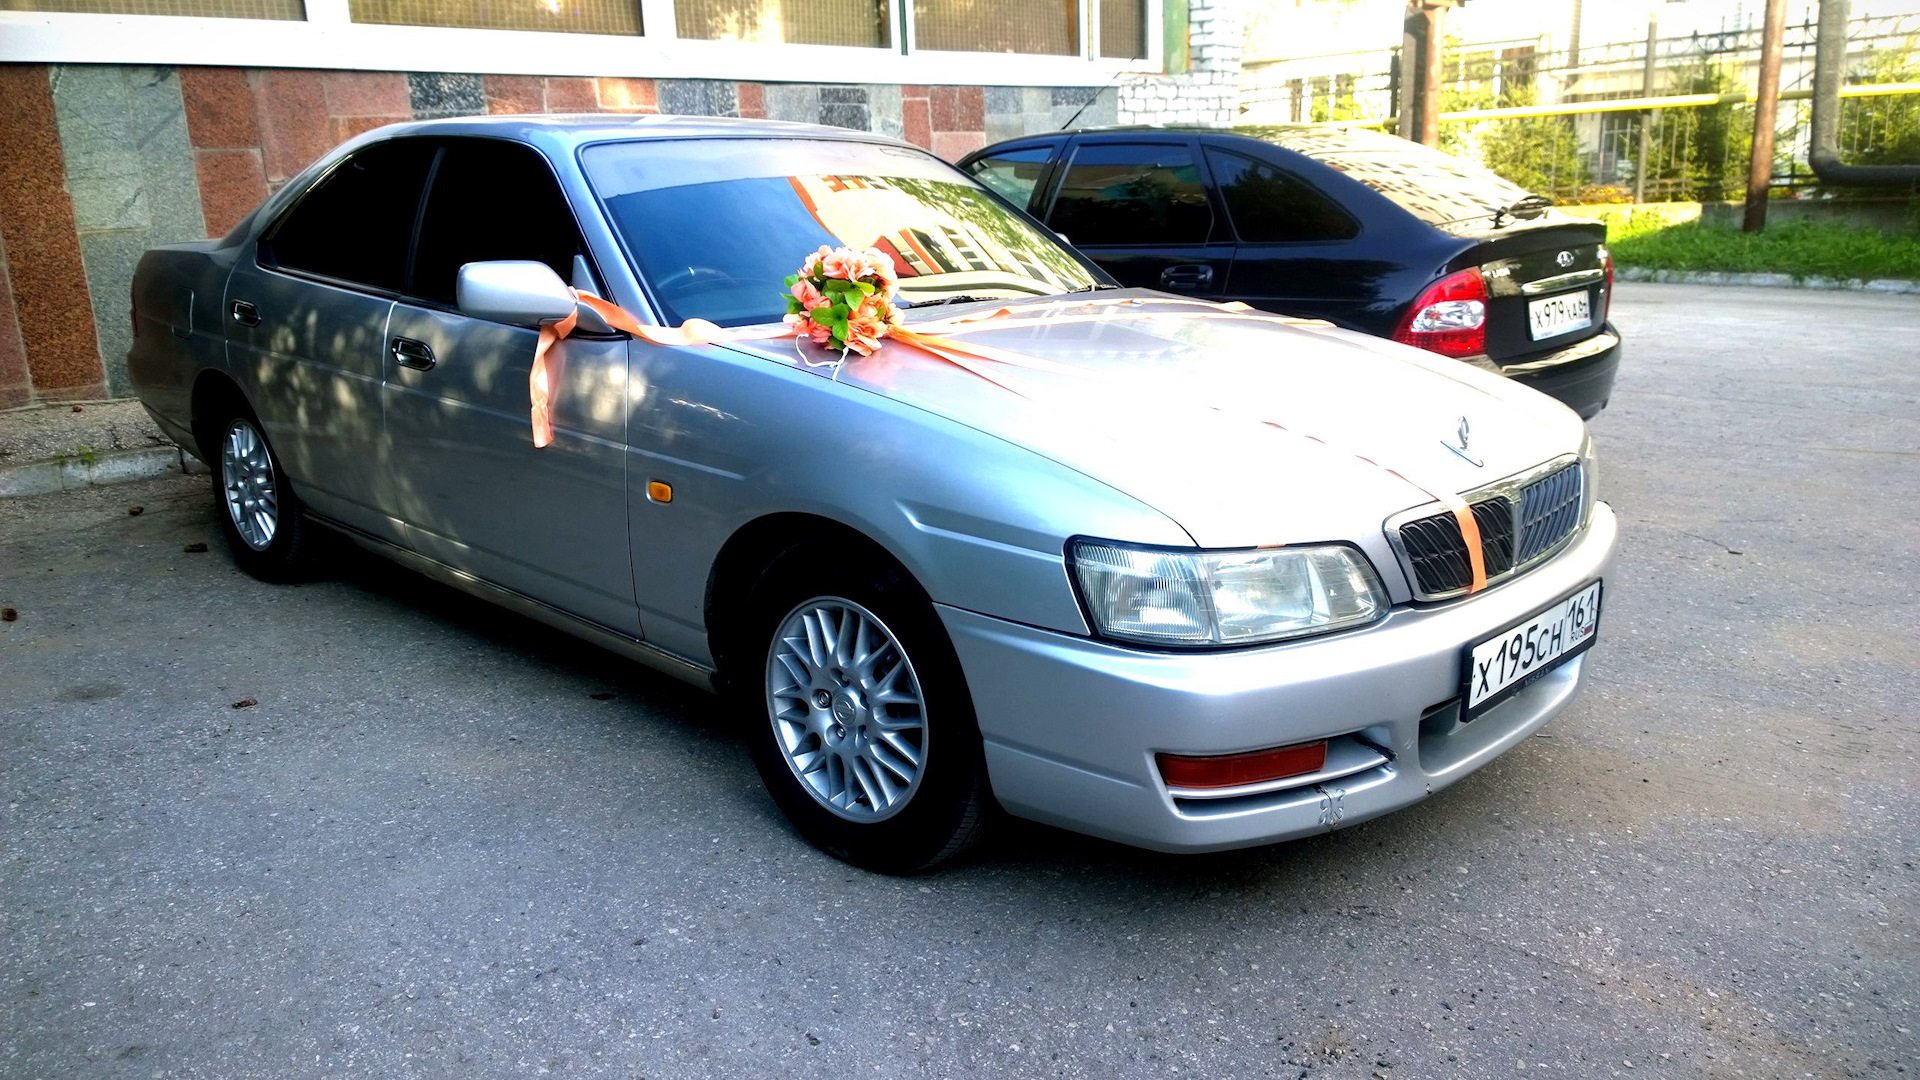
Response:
[1040, 138, 1232, 299]
[380, 137, 637, 635]
[225, 138, 436, 537]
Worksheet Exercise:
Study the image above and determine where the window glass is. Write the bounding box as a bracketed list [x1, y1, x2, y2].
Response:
[1048, 143, 1211, 246]
[1099, 0, 1146, 59]
[409, 139, 586, 308]
[8, 0, 300, 17]
[912, 0, 1077, 55]
[1240, 125, 1540, 226]
[965, 147, 1054, 209]
[264, 139, 437, 292]
[582, 138, 1098, 328]
[1204, 149, 1359, 243]
[348, 0, 639, 35]
[677, 0, 887, 46]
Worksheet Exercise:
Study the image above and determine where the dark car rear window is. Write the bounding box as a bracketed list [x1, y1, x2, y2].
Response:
[1235, 125, 1537, 226]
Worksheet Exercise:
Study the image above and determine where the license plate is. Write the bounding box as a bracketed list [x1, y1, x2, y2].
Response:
[1528, 292, 1592, 340]
[1462, 581, 1602, 719]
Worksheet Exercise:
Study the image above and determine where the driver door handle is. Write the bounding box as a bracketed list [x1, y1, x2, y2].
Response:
[391, 336, 436, 371]
[1160, 264, 1214, 291]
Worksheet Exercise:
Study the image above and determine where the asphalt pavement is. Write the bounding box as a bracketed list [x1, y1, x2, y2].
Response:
[2, 283, 1915, 1079]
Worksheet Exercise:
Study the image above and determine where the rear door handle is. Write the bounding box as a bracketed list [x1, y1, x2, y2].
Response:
[391, 337, 436, 371]
[229, 299, 261, 327]
[1160, 264, 1214, 290]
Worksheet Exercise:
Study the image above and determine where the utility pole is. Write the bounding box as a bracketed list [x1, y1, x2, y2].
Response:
[1744, 0, 1789, 231]
[1400, 0, 1459, 146]
[1634, 10, 1659, 204]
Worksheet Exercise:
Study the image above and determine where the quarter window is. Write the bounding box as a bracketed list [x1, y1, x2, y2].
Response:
[408, 139, 588, 308]
[263, 139, 436, 293]
[1048, 143, 1211, 246]
[1205, 148, 1360, 243]
[966, 147, 1054, 210]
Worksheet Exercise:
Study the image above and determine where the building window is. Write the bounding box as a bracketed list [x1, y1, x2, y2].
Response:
[1098, 0, 1144, 60]
[0, 0, 301, 18]
[676, 0, 888, 47]
[913, 0, 1078, 56]
[348, 0, 642, 36]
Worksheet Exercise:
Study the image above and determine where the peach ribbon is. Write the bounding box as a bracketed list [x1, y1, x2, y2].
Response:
[531, 291, 1486, 592]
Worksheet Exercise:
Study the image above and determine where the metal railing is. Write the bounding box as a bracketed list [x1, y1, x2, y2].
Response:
[1240, 12, 1920, 202]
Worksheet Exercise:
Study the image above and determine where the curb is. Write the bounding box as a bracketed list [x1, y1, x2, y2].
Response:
[1618, 267, 1920, 293]
[0, 445, 204, 498]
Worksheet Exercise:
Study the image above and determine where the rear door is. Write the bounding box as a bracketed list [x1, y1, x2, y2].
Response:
[227, 138, 435, 537]
[1202, 145, 1376, 324]
[1039, 137, 1231, 299]
[380, 137, 637, 635]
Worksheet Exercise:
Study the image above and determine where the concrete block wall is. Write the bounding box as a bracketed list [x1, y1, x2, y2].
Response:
[0, 65, 1121, 409]
[1119, 0, 1243, 127]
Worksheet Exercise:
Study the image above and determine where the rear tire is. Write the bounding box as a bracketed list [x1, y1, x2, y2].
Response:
[205, 402, 313, 582]
[740, 545, 989, 874]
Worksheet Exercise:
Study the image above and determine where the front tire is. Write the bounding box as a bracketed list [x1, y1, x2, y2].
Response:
[208, 406, 313, 582]
[743, 548, 989, 874]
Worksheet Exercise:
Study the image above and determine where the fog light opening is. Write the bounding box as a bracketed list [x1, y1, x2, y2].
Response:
[1157, 740, 1330, 791]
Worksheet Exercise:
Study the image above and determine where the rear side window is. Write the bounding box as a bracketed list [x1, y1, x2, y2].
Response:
[1048, 143, 1211, 246]
[966, 146, 1053, 209]
[408, 138, 586, 308]
[264, 139, 436, 292]
[1205, 149, 1359, 243]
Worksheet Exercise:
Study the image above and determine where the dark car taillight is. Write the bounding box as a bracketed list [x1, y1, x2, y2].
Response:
[1392, 268, 1489, 359]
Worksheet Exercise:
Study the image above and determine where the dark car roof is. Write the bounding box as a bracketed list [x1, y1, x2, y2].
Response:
[1014, 124, 1411, 156]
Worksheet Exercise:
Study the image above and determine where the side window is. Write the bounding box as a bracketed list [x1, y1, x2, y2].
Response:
[264, 139, 436, 292]
[1047, 143, 1211, 246]
[1205, 148, 1360, 244]
[965, 146, 1054, 210]
[408, 139, 587, 309]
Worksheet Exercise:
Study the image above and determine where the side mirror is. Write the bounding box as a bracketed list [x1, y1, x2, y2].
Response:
[456, 260, 577, 327]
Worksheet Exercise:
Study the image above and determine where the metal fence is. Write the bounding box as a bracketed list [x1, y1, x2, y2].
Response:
[1241, 11, 1920, 203]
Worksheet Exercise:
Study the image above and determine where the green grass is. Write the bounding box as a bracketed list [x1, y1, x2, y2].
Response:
[1602, 216, 1920, 282]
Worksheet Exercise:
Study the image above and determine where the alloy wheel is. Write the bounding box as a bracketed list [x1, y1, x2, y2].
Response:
[766, 597, 928, 822]
[221, 418, 278, 551]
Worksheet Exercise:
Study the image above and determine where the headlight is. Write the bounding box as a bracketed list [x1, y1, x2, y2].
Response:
[1580, 434, 1600, 521]
[1069, 540, 1387, 648]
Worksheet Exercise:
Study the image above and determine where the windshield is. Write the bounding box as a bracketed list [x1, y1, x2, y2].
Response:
[583, 138, 1100, 327]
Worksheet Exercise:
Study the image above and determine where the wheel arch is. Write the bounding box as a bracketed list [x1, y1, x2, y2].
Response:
[189, 368, 256, 464]
[704, 512, 927, 690]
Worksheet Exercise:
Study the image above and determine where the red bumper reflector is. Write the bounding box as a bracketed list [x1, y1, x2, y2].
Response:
[1157, 740, 1330, 790]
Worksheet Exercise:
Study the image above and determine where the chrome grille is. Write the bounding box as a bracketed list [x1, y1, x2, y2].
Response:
[1387, 457, 1585, 600]
[1516, 461, 1585, 563]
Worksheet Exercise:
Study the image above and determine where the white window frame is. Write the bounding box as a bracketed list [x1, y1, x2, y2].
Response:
[0, 0, 1163, 86]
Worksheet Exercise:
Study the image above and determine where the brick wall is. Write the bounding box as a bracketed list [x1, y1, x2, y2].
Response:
[1119, 0, 1244, 127]
[0, 65, 1120, 409]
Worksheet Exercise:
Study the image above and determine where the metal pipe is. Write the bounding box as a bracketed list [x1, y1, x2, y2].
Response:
[1744, 0, 1789, 231]
[1810, 0, 1920, 188]
[1635, 11, 1658, 204]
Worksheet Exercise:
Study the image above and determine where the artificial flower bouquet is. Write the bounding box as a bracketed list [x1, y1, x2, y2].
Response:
[783, 245, 903, 357]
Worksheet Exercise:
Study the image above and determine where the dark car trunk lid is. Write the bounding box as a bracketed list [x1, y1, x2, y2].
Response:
[1445, 212, 1609, 364]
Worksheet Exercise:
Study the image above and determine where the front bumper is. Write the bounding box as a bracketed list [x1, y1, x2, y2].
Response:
[940, 503, 1618, 853]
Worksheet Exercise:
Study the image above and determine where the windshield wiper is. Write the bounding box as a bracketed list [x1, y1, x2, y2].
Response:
[900, 294, 998, 308]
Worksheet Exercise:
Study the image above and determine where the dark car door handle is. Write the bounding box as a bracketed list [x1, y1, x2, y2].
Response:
[391, 337, 436, 371]
[1160, 265, 1214, 290]
[229, 299, 261, 327]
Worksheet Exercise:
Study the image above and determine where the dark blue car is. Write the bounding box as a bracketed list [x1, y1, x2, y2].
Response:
[961, 125, 1620, 419]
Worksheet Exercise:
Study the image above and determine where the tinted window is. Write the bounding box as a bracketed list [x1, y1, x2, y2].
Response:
[265, 139, 435, 291]
[1312, 146, 1536, 226]
[1048, 143, 1211, 246]
[1205, 149, 1359, 243]
[583, 138, 1097, 327]
[409, 139, 586, 307]
[966, 147, 1053, 209]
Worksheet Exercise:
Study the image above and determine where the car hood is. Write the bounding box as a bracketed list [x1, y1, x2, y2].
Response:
[723, 292, 1585, 548]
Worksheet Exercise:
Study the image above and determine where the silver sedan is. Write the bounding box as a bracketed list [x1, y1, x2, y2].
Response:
[128, 116, 1616, 873]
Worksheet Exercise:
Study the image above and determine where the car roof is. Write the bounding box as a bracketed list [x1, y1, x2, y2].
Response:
[984, 123, 1412, 157]
[362, 113, 916, 154]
